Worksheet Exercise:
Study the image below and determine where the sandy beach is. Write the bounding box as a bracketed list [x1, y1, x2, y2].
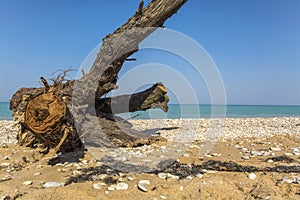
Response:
[1, 118, 300, 199]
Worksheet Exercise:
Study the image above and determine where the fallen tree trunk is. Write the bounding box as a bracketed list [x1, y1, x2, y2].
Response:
[9, 0, 188, 152]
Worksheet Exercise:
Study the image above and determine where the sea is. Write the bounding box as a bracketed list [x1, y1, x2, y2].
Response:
[1, 102, 300, 120]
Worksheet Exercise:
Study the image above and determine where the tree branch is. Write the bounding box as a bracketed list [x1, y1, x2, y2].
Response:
[96, 82, 169, 114]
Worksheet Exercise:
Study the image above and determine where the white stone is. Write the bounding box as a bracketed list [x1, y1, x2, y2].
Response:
[270, 147, 281, 152]
[137, 180, 150, 192]
[43, 182, 63, 188]
[179, 186, 184, 191]
[242, 155, 250, 160]
[93, 183, 104, 190]
[116, 182, 128, 190]
[167, 173, 179, 180]
[23, 181, 33, 186]
[248, 173, 256, 180]
[0, 163, 10, 167]
[158, 173, 167, 179]
[284, 153, 293, 156]
[196, 174, 204, 178]
[107, 186, 115, 191]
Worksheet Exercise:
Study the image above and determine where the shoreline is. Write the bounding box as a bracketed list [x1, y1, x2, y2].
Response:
[1, 118, 300, 199]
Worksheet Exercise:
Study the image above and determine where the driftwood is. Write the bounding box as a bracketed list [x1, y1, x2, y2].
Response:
[9, 0, 188, 152]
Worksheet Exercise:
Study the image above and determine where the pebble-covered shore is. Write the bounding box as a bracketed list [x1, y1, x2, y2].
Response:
[1, 118, 300, 199]
[130, 117, 300, 141]
[1, 118, 299, 146]
[0, 120, 18, 147]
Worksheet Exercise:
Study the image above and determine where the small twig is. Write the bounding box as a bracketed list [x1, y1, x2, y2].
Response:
[137, 0, 144, 15]
[55, 127, 70, 152]
[125, 58, 137, 61]
[81, 69, 86, 76]
[40, 76, 50, 91]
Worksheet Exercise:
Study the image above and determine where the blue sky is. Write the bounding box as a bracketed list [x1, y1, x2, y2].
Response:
[0, 0, 299, 105]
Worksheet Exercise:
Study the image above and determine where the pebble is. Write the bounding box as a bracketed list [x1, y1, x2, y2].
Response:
[167, 173, 179, 180]
[248, 173, 256, 180]
[0, 163, 11, 167]
[108, 185, 115, 191]
[196, 174, 204, 178]
[116, 182, 129, 190]
[137, 180, 150, 192]
[23, 180, 33, 186]
[179, 186, 184, 191]
[158, 173, 168, 179]
[270, 147, 281, 152]
[3, 156, 10, 160]
[128, 176, 135, 181]
[43, 182, 63, 188]
[212, 153, 221, 157]
[242, 155, 250, 160]
[284, 153, 293, 156]
[186, 175, 193, 180]
[93, 183, 105, 190]
[183, 153, 190, 157]
[160, 195, 167, 199]
[0, 175, 12, 182]
[0, 194, 10, 200]
[267, 159, 274, 163]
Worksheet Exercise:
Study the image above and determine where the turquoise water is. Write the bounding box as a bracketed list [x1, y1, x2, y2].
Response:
[0, 102, 12, 120]
[1, 102, 300, 120]
[119, 104, 300, 119]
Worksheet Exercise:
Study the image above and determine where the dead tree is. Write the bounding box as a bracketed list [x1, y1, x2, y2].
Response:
[9, 0, 188, 152]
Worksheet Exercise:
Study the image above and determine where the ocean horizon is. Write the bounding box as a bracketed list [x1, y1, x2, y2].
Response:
[1, 102, 300, 120]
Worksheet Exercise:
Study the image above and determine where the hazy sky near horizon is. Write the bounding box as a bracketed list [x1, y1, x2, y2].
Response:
[0, 0, 299, 105]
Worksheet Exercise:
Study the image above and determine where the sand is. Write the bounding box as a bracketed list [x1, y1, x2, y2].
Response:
[0, 118, 300, 200]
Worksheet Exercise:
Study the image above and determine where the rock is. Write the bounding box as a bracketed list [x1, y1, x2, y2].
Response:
[242, 155, 250, 160]
[0, 163, 11, 167]
[116, 182, 128, 190]
[108, 185, 115, 191]
[43, 182, 63, 188]
[167, 173, 179, 180]
[137, 180, 150, 192]
[267, 159, 274, 163]
[23, 180, 33, 186]
[182, 153, 190, 157]
[0, 194, 10, 200]
[284, 153, 293, 156]
[127, 176, 135, 181]
[248, 173, 256, 180]
[196, 174, 204, 178]
[3, 156, 10, 160]
[212, 153, 221, 157]
[0, 175, 12, 182]
[270, 147, 281, 152]
[158, 173, 168, 179]
[160, 195, 167, 199]
[93, 183, 105, 190]
[186, 175, 193, 180]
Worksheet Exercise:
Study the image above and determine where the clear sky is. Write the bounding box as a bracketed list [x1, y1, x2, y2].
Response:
[0, 0, 299, 105]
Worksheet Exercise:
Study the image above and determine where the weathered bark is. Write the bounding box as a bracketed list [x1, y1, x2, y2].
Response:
[9, 0, 188, 152]
[97, 82, 169, 114]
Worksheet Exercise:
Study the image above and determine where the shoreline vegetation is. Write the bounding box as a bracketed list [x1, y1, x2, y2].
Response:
[1, 117, 300, 199]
